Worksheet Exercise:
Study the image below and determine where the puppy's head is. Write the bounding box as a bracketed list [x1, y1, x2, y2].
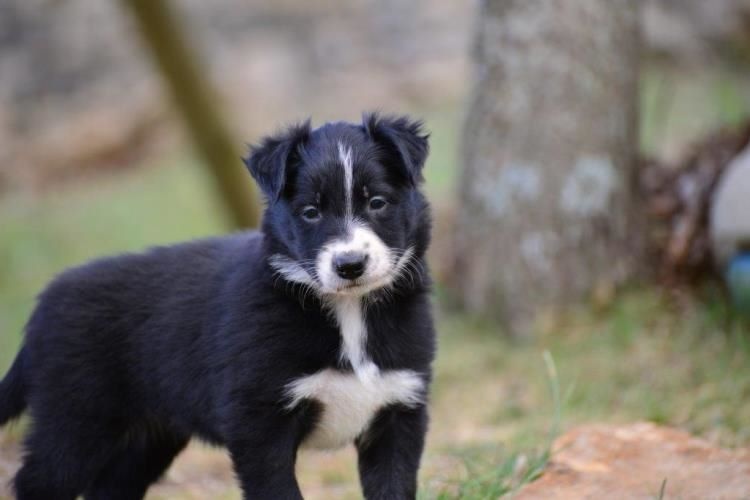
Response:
[244, 113, 430, 297]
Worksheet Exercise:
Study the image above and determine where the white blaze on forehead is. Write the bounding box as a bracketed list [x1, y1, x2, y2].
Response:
[338, 141, 354, 220]
[285, 368, 424, 450]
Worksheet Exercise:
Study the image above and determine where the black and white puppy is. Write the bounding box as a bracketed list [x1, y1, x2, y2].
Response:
[0, 114, 435, 500]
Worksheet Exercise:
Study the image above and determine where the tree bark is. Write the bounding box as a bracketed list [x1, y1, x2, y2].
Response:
[452, 0, 641, 335]
[121, 0, 260, 228]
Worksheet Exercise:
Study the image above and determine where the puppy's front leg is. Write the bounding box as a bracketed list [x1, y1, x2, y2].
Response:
[356, 405, 429, 500]
[227, 408, 306, 500]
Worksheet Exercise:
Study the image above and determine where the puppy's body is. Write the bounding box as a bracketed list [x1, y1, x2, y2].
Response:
[0, 115, 435, 500]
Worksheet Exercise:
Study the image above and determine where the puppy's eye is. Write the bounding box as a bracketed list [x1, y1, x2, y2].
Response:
[301, 206, 321, 222]
[368, 196, 387, 211]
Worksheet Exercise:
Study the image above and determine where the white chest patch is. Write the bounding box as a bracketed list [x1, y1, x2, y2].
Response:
[284, 292, 423, 449]
[285, 368, 424, 449]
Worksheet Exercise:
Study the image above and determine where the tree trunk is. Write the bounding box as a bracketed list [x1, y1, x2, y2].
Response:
[452, 0, 641, 335]
[121, 0, 260, 228]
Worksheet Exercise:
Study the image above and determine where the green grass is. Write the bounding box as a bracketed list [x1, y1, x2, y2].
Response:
[424, 351, 561, 499]
[655, 479, 668, 500]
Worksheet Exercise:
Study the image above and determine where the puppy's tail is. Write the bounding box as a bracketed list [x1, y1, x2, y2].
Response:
[0, 346, 27, 426]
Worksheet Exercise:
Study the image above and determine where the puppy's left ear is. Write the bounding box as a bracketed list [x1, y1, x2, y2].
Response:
[243, 120, 311, 202]
[362, 113, 429, 186]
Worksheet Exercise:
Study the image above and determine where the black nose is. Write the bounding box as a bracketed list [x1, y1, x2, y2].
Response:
[333, 252, 368, 280]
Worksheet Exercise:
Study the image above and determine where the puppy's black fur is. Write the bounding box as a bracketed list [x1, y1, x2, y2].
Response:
[0, 114, 435, 499]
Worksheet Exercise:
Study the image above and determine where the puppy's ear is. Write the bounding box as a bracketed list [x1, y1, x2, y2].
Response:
[243, 120, 311, 202]
[362, 113, 429, 186]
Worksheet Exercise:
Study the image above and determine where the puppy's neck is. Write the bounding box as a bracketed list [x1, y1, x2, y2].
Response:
[330, 296, 378, 381]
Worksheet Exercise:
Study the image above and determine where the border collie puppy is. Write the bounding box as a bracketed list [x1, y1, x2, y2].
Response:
[0, 114, 435, 500]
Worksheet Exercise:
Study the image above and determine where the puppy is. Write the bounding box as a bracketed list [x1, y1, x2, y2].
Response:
[0, 114, 435, 500]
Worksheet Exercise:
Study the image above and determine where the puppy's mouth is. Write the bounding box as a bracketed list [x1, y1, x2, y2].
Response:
[329, 273, 392, 295]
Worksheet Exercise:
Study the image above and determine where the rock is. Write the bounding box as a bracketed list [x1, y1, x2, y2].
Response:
[711, 143, 750, 269]
[515, 422, 750, 500]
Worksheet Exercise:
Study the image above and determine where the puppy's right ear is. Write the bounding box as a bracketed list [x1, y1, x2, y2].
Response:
[243, 120, 311, 202]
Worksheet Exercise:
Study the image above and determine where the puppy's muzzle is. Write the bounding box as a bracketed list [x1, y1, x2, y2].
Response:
[333, 251, 369, 280]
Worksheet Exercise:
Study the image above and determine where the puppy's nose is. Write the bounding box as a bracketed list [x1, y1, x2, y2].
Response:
[333, 252, 368, 280]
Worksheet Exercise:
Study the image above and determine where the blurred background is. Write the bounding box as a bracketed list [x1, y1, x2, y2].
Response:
[2, 0, 750, 498]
